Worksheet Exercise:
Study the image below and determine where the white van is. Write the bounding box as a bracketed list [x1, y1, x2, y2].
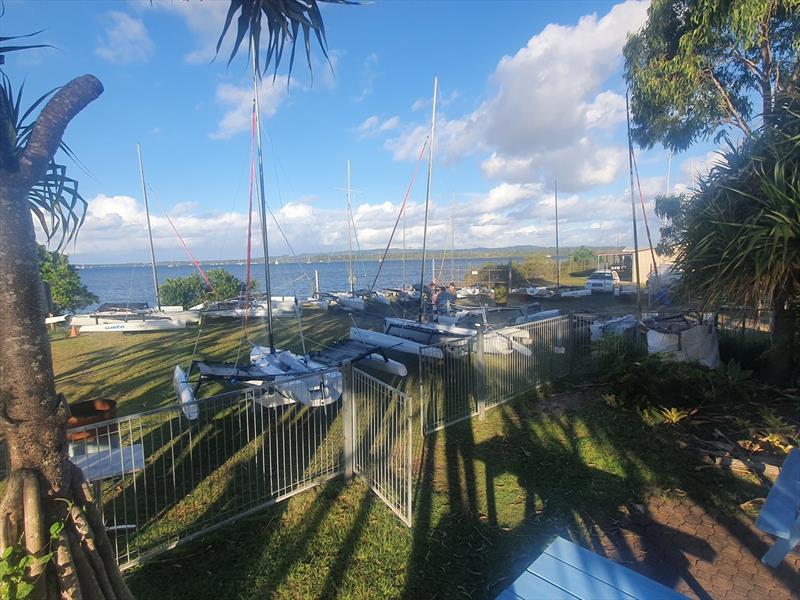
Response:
[585, 270, 620, 293]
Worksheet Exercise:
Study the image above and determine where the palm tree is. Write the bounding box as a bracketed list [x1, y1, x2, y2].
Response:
[0, 2, 349, 596]
[659, 89, 800, 383]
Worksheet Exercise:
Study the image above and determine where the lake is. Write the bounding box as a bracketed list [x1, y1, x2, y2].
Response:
[76, 257, 510, 308]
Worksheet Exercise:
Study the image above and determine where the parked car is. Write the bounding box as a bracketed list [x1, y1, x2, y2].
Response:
[585, 270, 620, 293]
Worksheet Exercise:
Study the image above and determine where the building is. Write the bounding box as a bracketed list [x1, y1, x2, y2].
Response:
[596, 247, 675, 286]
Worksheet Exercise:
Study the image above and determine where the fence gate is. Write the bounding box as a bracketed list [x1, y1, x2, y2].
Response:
[348, 367, 413, 526]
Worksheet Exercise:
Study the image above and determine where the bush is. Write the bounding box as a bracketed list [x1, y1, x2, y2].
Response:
[603, 354, 713, 410]
[718, 329, 771, 372]
[159, 269, 258, 308]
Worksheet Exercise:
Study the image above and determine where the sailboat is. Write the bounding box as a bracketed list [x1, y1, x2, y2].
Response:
[350, 78, 533, 357]
[72, 146, 200, 332]
[174, 42, 405, 414]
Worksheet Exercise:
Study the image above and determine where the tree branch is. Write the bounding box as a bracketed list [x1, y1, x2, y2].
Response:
[705, 69, 752, 137]
[18, 75, 103, 187]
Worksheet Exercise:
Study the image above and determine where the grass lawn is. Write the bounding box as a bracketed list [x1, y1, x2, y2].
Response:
[121, 394, 761, 599]
[48, 310, 768, 599]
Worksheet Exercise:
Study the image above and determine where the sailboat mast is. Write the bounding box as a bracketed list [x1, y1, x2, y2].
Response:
[137, 144, 161, 310]
[554, 178, 560, 289]
[402, 208, 406, 289]
[418, 76, 438, 322]
[626, 91, 642, 315]
[346, 160, 355, 296]
[450, 202, 455, 283]
[252, 44, 275, 352]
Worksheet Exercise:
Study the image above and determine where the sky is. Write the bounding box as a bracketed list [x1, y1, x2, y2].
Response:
[4, 0, 720, 264]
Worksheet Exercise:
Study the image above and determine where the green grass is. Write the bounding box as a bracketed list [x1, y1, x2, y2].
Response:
[123, 394, 762, 600]
[48, 311, 767, 599]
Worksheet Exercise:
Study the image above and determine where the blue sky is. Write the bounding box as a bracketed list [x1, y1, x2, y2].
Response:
[4, 0, 717, 264]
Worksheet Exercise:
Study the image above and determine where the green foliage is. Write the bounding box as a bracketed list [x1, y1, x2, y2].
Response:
[603, 354, 712, 410]
[664, 92, 800, 311]
[624, 0, 800, 151]
[0, 73, 87, 249]
[160, 269, 258, 308]
[216, 0, 355, 80]
[657, 406, 691, 425]
[718, 329, 771, 370]
[751, 407, 799, 453]
[0, 517, 64, 599]
[572, 246, 596, 267]
[37, 245, 97, 313]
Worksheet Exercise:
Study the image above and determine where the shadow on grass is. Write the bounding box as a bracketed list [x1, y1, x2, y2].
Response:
[400, 393, 779, 600]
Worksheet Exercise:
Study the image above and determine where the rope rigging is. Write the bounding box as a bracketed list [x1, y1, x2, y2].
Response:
[369, 136, 429, 291]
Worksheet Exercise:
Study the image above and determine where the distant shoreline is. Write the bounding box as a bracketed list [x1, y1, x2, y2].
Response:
[75, 245, 624, 268]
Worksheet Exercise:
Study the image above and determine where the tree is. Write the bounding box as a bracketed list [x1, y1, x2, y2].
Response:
[0, 2, 346, 596]
[572, 246, 596, 268]
[160, 269, 257, 307]
[624, 0, 800, 151]
[37, 245, 97, 313]
[658, 90, 800, 382]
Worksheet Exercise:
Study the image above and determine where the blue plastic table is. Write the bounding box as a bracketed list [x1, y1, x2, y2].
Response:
[497, 536, 687, 600]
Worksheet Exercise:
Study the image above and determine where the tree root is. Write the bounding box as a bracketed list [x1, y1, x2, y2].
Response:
[0, 465, 134, 600]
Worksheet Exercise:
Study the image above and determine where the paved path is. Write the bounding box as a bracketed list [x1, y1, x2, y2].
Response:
[573, 497, 799, 599]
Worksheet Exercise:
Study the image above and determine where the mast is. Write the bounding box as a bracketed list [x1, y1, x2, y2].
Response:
[402, 208, 406, 289]
[626, 91, 642, 315]
[450, 201, 455, 283]
[554, 178, 560, 290]
[137, 144, 161, 310]
[418, 76, 438, 322]
[346, 160, 355, 296]
[252, 40, 275, 352]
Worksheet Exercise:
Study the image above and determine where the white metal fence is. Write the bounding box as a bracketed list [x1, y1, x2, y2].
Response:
[418, 314, 639, 435]
[349, 368, 413, 526]
[67, 383, 345, 570]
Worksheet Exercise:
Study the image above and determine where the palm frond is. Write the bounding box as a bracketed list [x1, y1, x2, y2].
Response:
[0, 31, 51, 65]
[216, 0, 356, 81]
[0, 74, 87, 247]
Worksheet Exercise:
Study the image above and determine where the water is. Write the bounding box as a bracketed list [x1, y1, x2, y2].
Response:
[76, 257, 508, 308]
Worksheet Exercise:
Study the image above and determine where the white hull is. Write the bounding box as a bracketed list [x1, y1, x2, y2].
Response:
[80, 319, 187, 333]
[513, 309, 560, 325]
[350, 327, 444, 359]
[334, 294, 366, 311]
[249, 346, 342, 407]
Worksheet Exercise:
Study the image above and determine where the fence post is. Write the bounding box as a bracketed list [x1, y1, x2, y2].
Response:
[342, 361, 355, 481]
[476, 329, 486, 421]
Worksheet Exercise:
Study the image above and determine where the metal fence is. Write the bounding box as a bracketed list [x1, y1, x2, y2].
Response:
[66, 379, 345, 570]
[419, 314, 642, 435]
[350, 368, 413, 526]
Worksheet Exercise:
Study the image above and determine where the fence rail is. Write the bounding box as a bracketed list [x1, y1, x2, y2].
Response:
[67, 383, 345, 570]
[419, 314, 643, 435]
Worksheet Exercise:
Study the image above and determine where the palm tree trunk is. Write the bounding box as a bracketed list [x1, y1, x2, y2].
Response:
[0, 75, 133, 599]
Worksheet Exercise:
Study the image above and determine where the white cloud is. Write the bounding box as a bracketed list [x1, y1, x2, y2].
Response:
[95, 12, 154, 64]
[152, 0, 229, 64]
[383, 1, 648, 191]
[355, 53, 380, 102]
[211, 79, 289, 139]
[357, 115, 400, 138]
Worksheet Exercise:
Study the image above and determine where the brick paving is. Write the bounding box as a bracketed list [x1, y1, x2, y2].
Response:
[574, 497, 799, 599]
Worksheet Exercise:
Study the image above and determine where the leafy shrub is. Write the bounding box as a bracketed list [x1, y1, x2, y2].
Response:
[160, 269, 259, 308]
[603, 354, 712, 410]
[718, 329, 770, 371]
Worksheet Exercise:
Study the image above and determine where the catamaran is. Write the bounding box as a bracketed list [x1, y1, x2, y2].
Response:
[174, 39, 405, 415]
[349, 78, 535, 358]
